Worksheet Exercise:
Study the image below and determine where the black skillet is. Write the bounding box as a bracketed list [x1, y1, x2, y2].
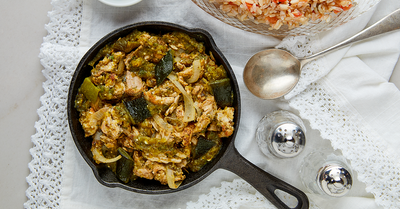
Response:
[67, 21, 309, 209]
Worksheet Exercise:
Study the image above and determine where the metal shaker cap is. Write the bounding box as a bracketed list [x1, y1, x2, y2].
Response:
[269, 123, 305, 158]
[317, 163, 352, 197]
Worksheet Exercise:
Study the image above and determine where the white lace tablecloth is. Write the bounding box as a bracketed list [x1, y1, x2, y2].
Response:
[25, 0, 400, 208]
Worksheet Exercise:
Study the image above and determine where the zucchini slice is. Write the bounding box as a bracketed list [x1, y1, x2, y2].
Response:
[210, 78, 233, 108]
[155, 50, 173, 85]
[123, 97, 152, 124]
[116, 147, 134, 183]
[194, 136, 216, 159]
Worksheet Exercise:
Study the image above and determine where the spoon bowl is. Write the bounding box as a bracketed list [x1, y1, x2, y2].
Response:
[243, 8, 400, 100]
[243, 49, 300, 99]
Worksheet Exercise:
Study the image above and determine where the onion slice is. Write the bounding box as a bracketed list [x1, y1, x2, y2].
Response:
[92, 107, 108, 121]
[186, 59, 202, 83]
[166, 166, 182, 189]
[167, 73, 196, 122]
[91, 146, 121, 164]
[153, 114, 175, 133]
[193, 101, 202, 119]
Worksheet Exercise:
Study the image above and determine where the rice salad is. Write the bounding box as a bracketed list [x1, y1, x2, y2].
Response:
[210, 0, 354, 29]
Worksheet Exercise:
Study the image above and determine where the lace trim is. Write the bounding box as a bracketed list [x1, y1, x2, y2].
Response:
[186, 179, 321, 209]
[25, 0, 83, 208]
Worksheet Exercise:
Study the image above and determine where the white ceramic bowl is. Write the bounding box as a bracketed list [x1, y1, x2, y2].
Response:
[98, 0, 142, 7]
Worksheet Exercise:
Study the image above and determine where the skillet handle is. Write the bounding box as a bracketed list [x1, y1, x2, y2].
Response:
[217, 144, 309, 209]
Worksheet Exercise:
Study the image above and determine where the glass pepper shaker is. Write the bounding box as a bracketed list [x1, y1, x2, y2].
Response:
[300, 151, 353, 197]
[256, 110, 306, 158]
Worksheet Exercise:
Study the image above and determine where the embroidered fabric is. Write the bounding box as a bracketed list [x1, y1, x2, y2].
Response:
[186, 179, 321, 209]
[275, 35, 331, 100]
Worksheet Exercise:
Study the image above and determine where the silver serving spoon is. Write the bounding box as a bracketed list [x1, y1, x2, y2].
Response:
[243, 8, 400, 100]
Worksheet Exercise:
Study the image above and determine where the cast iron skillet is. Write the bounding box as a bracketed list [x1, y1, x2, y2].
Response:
[67, 21, 309, 209]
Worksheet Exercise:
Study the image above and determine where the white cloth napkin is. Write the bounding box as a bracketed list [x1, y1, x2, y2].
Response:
[299, 30, 400, 209]
[28, 0, 399, 208]
[276, 1, 400, 208]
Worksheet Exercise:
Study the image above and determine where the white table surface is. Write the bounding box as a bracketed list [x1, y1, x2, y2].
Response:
[0, 1, 399, 208]
[0, 1, 52, 208]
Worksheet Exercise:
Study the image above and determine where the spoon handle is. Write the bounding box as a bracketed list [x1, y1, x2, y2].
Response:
[301, 8, 400, 66]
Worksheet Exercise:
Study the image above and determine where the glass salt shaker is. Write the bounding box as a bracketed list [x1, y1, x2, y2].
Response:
[256, 110, 306, 158]
[300, 151, 353, 198]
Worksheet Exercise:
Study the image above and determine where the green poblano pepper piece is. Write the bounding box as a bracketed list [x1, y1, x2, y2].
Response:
[80, 77, 100, 103]
[194, 136, 216, 159]
[88, 44, 113, 67]
[116, 147, 134, 183]
[210, 78, 233, 108]
[123, 97, 152, 124]
[155, 50, 173, 85]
